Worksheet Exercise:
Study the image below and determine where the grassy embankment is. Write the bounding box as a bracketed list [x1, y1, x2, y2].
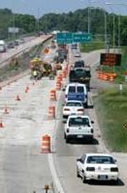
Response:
[94, 88, 127, 152]
[81, 41, 127, 152]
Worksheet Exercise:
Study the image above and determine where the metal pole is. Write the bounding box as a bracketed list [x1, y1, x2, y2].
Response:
[87, 7, 91, 33]
[112, 13, 116, 52]
[13, 12, 16, 40]
[104, 11, 109, 53]
[118, 14, 121, 48]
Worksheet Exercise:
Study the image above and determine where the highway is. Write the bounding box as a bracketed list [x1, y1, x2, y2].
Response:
[0, 42, 127, 193]
[0, 35, 52, 68]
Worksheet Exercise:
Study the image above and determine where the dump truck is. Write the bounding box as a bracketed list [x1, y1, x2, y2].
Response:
[69, 66, 91, 91]
[29, 57, 52, 79]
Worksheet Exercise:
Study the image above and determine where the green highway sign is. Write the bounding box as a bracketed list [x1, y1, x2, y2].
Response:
[73, 33, 91, 43]
[56, 32, 91, 44]
[57, 32, 73, 44]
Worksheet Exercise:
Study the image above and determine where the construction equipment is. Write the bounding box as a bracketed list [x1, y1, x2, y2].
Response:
[29, 57, 52, 79]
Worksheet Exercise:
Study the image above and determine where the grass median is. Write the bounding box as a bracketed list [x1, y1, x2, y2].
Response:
[94, 87, 127, 152]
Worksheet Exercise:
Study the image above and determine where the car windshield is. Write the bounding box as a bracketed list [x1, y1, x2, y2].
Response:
[87, 156, 115, 164]
[66, 102, 82, 107]
[69, 117, 90, 126]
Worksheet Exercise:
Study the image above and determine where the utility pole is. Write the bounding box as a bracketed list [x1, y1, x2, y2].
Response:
[87, 7, 91, 33]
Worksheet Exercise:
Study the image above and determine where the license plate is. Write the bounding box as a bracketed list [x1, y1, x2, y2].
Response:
[98, 175, 107, 180]
[77, 135, 83, 138]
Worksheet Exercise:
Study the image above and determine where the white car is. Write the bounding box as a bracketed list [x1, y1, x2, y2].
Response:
[64, 115, 94, 143]
[76, 153, 119, 183]
[63, 100, 84, 119]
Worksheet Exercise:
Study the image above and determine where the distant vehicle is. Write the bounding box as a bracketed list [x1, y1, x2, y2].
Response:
[71, 43, 78, 49]
[69, 67, 91, 91]
[63, 100, 84, 119]
[65, 83, 88, 107]
[14, 40, 19, 46]
[7, 42, 15, 49]
[64, 115, 94, 143]
[76, 153, 119, 183]
[74, 51, 81, 57]
[0, 40, 6, 52]
[74, 60, 85, 68]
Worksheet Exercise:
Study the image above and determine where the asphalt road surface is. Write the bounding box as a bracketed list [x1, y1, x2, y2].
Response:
[53, 48, 127, 193]
[0, 45, 127, 193]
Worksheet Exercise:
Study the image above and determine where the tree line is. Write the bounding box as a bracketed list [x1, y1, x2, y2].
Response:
[0, 7, 127, 45]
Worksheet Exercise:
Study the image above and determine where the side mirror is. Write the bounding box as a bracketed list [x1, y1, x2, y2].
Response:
[77, 158, 81, 162]
[91, 120, 94, 124]
[114, 159, 117, 163]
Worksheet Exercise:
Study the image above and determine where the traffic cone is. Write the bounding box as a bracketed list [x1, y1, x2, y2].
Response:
[15, 95, 21, 101]
[0, 118, 4, 128]
[25, 86, 29, 93]
[3, 105, 9, 114]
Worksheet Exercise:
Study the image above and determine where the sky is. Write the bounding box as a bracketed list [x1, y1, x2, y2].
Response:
[0, 0, 126, 18]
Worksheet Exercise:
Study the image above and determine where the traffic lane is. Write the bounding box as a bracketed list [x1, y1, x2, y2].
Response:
[0, 145, 53, 193]
[54, 93, 97, 193]
[55, 106, 126, 193]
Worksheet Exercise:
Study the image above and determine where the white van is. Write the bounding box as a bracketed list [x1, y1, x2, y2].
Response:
[0, 40, 6, 52]
[65, 83, 88, 107]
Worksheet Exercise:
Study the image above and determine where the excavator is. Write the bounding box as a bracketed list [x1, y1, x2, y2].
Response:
[29, 57, 52, 80]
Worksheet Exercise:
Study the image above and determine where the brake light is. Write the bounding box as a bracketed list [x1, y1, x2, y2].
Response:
[110, 167, 118, 172]
[86, 167, 95, 171]
[64, 108, 70, 111]
[77, 109, 84, 112]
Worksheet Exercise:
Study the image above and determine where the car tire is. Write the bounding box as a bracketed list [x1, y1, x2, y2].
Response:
[77, 169, 80, 178]
[82, 175, 86, 183]
[66, 137, 69, 143]
[112, 179, 119, 185]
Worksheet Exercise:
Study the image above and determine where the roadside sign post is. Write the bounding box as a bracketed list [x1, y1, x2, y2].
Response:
[119, 82, 123, 94]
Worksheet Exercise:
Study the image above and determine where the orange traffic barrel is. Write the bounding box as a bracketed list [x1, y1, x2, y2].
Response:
[62, 70, 66, 78]
[41, 135, 51, 153]
[109, 75, 114, 82]
[56, 81, 61, 90]
[49, 89, 56, 100]
[102, 73, 108, 81]
[48, 106, 55, 119]
[56, 75, 62, 82]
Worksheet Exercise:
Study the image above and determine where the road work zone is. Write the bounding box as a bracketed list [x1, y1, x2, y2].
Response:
[0, 65, 67, 192]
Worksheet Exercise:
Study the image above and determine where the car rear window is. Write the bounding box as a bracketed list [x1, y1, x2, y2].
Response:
[87, 156, 115, 164]
[69, 117, 90, 126]
[77, 86, 84, 93]
[68, 86, 76, 93]
[66, 102, 82, 107]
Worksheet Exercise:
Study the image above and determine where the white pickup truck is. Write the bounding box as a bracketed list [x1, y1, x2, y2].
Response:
[64, 115, 94, 143]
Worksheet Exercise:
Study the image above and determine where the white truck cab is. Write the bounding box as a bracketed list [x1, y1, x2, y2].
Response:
[64, 115, 94, 143]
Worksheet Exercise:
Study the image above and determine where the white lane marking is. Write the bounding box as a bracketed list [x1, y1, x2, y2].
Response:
[48, 154, 65, 193]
